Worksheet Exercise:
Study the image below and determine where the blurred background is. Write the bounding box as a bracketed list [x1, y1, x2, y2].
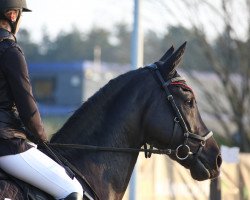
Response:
[18, 0, 249, 199]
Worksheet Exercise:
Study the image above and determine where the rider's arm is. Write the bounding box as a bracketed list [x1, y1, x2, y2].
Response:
[2, 46, 47, 142]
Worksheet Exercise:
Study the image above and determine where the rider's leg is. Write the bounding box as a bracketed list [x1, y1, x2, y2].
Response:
[0, 147, 83, 200]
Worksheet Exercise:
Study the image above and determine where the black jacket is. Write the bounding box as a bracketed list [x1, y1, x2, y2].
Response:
[0, 28, 46, 141]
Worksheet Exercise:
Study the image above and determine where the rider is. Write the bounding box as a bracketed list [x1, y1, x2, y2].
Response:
[0, 0, 83, 199]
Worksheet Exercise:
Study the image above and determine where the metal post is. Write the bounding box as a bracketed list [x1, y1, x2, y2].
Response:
[129, 0, 143, 200]
[210, 177, 221, 200]
[131, 0, 143, 70]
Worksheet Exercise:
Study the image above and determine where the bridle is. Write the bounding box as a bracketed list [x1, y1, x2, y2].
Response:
[146, 63, 214, 160]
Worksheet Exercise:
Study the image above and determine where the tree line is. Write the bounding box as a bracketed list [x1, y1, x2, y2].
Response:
[17, 24, 217, 71]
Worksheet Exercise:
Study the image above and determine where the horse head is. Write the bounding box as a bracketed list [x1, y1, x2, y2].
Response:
[144, 42, 222, 181]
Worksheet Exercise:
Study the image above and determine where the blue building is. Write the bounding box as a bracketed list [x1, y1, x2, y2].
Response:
[28, 60, 127, 116]
[29, 61, 85, 115]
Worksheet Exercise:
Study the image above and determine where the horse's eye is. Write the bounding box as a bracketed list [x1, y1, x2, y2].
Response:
[186, 99, 194, 107]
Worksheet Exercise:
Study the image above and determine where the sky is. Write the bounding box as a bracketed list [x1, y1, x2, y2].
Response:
[22, 0, 135, 41]
[21, 0, 248, 42]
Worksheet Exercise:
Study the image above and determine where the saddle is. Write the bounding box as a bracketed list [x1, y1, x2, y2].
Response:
[0, 168, 53, 200]
[0, 168, 94, 200]
[0, 168, 8, 179]
[0, 145, 95, 199]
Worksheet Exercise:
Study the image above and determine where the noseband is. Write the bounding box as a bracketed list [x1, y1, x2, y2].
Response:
[146, 64, 213, 160]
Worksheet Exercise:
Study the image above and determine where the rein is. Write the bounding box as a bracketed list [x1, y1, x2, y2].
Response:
[48, 143, 173, 158]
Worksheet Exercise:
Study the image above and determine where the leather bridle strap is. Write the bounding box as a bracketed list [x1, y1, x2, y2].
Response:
[146, 63, 214, 160]
[146, 63, 190, 135]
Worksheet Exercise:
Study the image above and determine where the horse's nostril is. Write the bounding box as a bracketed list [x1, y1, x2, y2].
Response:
[216, 154, 222, 168]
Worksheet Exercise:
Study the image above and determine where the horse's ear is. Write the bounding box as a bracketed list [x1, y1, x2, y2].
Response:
[161, 42, 187, 75]
[159, 45, 174, 61]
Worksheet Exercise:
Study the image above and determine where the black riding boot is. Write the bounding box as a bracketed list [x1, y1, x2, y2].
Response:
[64, 192, 83, 200]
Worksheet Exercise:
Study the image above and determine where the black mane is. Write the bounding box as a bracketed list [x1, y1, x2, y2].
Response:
[51, 68, 146, 145]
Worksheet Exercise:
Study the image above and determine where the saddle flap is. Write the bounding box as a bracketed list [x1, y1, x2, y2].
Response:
[0, 168, 8, 180]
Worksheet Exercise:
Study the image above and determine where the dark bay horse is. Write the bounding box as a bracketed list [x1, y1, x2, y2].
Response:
[0, 43, 221, 200]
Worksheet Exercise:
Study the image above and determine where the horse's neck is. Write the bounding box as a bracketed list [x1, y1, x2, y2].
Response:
[54, 71, 145, 199]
